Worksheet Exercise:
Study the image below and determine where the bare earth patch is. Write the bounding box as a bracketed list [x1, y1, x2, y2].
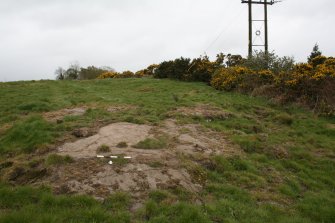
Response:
[45, 119, 239, 200]
[43, 107, 87, 122]
[107, 105, 137, 113]
[43, 105, 136, 122]
[327, 124, 335, 129]
[168, 104, 234, 120]
[0, 123, 12, 135]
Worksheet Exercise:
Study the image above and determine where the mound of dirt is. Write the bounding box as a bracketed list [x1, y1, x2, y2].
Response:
[46, 120, 239, 199]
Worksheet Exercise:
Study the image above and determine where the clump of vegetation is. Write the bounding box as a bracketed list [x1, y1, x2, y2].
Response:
[56, 63, 115, 80]
[97, 71, 118, 79]
[134, 138, 167, 150]
[45, 154, 74, 166]
[274, 113, 294, 125]
[233, 136, 263, 153]
[0, 116, 54, 154]
[210, 49, 334, 116]
[153, 54, 227, 83]
[112, 157, 130, 166]
[97, 144, 110, 153]
[149, 46, 334, 116]
[97, 70, 139, 79]
[103, 192, 131, 211]
[149, 190, 171, 203]
[116, 142, 128, 148]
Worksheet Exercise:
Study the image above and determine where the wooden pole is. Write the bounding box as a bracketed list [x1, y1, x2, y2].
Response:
[248, 0, 253, 58]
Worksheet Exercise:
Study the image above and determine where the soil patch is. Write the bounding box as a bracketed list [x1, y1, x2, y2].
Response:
[327, 124, 335, 129]
[43, 105, 136, 123]
[43, 107, 87, 122]
[45, 120, 239, 200]
[107, 105, 137, 113]
[0, 123, 12, 135]
[169, 104, 234, 121]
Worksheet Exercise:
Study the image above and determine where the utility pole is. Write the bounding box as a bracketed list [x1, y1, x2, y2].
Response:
[242, 0, 279, 58]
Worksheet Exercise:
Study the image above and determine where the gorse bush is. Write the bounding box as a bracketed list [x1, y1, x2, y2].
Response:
[97, 71, 118, 79]
[211, 66, 253, 91]
[154, 54, 227, 82]
[96, 64, 158, 79]
[277, 56, 335, 115]
[154, 57, 191, 80]
[149, 47, 332, 116]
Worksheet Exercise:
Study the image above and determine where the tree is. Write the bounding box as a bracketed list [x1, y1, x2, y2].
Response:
[55, 67, 65, 80]
[79, 66, 106, 80]
[308, 43, 322, 63]
[64, 62, 80, 80]
[226, 54, 243, 67]
[242, 51, 294, 74]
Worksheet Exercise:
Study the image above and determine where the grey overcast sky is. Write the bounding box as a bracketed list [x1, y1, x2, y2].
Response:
[0, 0, 334, 82]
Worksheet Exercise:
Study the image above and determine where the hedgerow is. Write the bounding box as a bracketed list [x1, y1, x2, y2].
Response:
[91, 45, 335, 116]
[151, 47, 334, 116]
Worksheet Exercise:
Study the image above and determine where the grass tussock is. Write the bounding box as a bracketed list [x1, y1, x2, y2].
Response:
[96, 144, 110, 153]
[116, 142, 128, 148]
[134, 137, 167, 150]
[45, 154, 74, 166]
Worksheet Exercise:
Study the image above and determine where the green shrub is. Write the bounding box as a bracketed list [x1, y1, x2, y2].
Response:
[79, 66, 107, 80]
[242, 51, 295, 74]
[154, 57, 190, 80]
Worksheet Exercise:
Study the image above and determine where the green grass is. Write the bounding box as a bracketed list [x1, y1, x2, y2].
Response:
[0, 78, 334, 222]
[0, 116, 55, 154]
[0, 184, 131, 223]
[134, 138, 167, 150]
[45, 154, 74, 166]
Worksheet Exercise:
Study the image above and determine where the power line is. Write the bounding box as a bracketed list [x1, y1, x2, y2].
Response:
[203, 6, 244, 55]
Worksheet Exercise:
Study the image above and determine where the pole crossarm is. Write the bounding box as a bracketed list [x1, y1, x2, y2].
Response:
[241, 0, 280, 5]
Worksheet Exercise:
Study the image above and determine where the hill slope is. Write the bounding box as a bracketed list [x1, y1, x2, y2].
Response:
[0, 78, 334, 222]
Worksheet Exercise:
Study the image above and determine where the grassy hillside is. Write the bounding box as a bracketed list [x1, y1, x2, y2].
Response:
[0, 78, 334, 222]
